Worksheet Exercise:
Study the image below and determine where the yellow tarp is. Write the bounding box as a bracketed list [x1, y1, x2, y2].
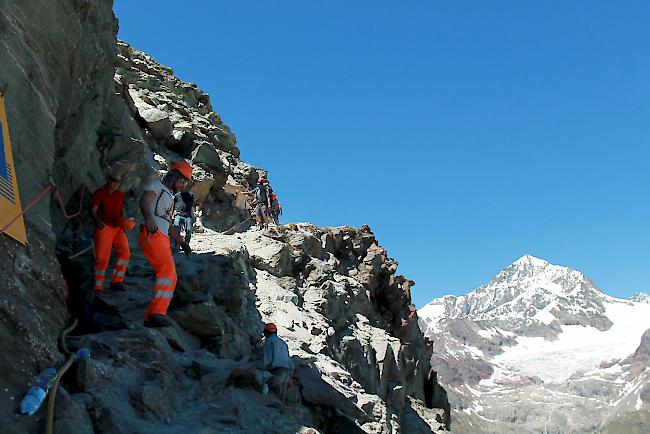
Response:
[0, 94, 27, 245]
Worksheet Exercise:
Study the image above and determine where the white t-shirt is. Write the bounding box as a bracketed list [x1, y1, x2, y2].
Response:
[142, 179, 174, 235]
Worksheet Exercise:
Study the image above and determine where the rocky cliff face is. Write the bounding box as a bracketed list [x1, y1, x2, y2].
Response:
[419, 255, 650, 434]
[0, 2, 448, 433]
[0, 2, 117, 431]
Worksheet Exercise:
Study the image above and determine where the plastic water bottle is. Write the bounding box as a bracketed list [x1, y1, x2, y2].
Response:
[76, 348, 91, 360]
[19, 367, 58, 415]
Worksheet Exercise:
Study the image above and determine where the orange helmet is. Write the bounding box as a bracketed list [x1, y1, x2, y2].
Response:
[171, 160, 193, 180]
[263, 323, 277, 333]
[119, 218, 136, 231]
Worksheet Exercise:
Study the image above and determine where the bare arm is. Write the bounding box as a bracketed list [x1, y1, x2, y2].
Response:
[169, 226, 191, 254]
[168, 226, 185, 245]
[139, 190, 157, 233]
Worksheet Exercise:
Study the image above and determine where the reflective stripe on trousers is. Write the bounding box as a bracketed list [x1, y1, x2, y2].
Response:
[111, 258, 130, 282]
[139, 228, 177, 320]
[94, 269, 107, 292]
[94, 225, 131, 291]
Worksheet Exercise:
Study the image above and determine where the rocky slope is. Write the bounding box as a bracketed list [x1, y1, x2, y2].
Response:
[419, 255, 650, 433]
[0, 1, 448, 433]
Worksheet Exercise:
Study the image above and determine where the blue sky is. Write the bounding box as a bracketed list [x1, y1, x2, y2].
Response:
[115, 1, 650, 307]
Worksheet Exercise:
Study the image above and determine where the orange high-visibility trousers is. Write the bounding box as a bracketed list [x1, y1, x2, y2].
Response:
[94, 225, 131, 292]
[139, 228, 177, 320]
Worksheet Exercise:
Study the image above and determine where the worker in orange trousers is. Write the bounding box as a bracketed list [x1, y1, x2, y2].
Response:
[91, 170, 135, 293]
[138, 160, 193, 328]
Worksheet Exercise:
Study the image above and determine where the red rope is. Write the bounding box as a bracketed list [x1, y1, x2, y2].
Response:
[53, 184, 86, 219]
[0, 183, 86, 236]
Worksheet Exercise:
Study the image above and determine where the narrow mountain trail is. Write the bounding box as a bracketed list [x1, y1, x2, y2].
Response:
[53, 225, 447, 433]
[60, 228, 319, 434]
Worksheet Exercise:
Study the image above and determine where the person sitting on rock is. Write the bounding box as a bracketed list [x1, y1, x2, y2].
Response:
[91, 169, 135, 293]
[262, 323, 293, 397]
[172, 185, 196, 249]
[138, 160, 193, 328]
[242, 177, 271, 230]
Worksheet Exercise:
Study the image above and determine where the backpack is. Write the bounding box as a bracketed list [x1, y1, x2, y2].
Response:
[256, 183, 269, 204]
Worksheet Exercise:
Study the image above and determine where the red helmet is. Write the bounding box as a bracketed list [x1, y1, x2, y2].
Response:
[171, 160, 193, 180]
[263, 323, 277, 333]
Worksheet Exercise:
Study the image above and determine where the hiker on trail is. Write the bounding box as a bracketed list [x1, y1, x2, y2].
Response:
[269, 192, 282, 226]
[262, 323, 293, 396]
[172, 186, 196, 249]
[242, 177, 271, 230]
[91, 169, 135, 293]
[138, 160, 193, 328]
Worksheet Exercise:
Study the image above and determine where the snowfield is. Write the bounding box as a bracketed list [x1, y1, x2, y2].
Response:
[491, 299, 650, 383]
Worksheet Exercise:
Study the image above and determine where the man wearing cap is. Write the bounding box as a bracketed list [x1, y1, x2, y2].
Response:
[242, 177, 272, 230]
[138, 160, 193, 328]
[91, 169, 135, 293]
[262, 323, 293, 396]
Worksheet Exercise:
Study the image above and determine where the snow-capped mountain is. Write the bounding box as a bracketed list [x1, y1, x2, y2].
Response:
[419, 255, 612, 337]
[419, 255, 650, 434]
[631, 291, 650, 304]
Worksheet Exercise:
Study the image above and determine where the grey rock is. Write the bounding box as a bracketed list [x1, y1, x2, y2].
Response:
[172, 302, 225, 337]
[0, 3, 446, 433]
[129, 90, 173, 140]
[247, 237, 293, 277]
[0, 0, 116, 430]
[53, 388, 94, 434]
[192, 143, 225, 173]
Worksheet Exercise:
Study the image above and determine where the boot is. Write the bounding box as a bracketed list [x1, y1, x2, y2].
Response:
[143, 314, 173, 328]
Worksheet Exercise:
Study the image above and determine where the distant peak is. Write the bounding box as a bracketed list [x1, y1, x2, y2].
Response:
[630, 292, 650, 303]
[513, 254, 550, 267]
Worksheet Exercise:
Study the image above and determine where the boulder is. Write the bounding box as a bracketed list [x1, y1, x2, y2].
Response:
[188, 166, 215, 203]
[171, 302, 225, 337]
[295, 364, 367, 421]
[128, 89, 173, 140]
[52, 388, 94, 434]
[191, 143, 225, 173]
[170, 128, 199, 157]
[247, 237, 293, 277]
